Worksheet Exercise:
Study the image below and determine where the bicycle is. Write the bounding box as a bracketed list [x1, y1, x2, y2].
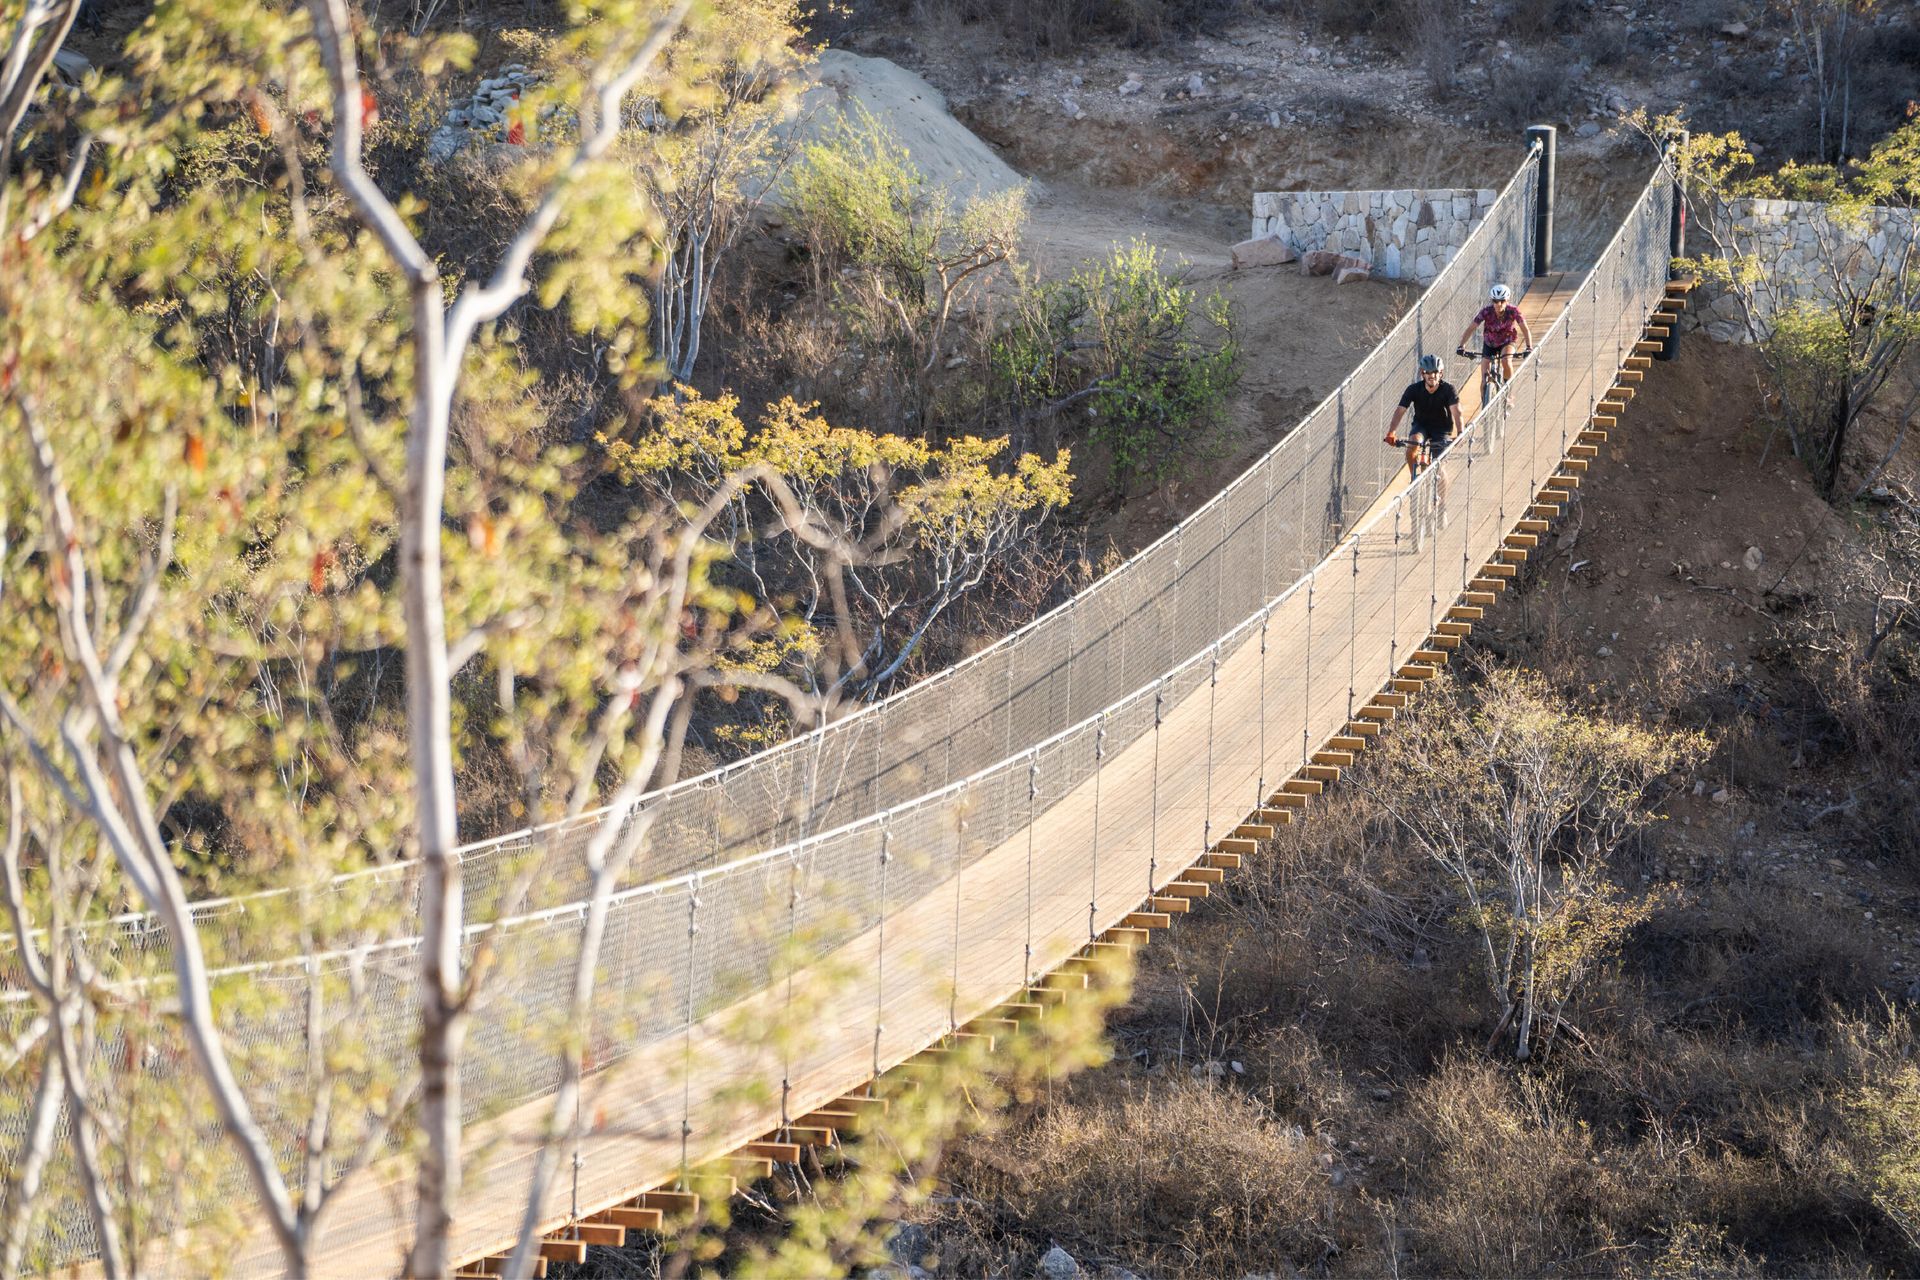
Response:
[1383, 431, 1448, 549]
[1458, 344, 1534, 404]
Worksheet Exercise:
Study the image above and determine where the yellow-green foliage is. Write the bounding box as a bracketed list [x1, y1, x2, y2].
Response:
[1848, 1064, 1920, 1253]
[606, 388, 1071, 536]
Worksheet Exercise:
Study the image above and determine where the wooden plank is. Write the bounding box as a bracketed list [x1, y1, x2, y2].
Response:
[1504, 533, 1538, 549]
[1263, 793, 1306, 809]
[1097, 927, 1150, 947]
[1184, 866, 1226, 885]
[998, 1000, 1045, 1020]
[1160, 880, 1210, 900]
[1303, 763, 1341, 781]
[1282, 777, 1326, 795]
[744, 1141, 801, 1163]
[540, 1241, 588, 1265]
[1625, 355, 1652, 368]
[1148, 895, 1191, 915]
[1201, 851, 1242, 870]
[1499, 547, 1529, 563]
[1343, 720, 1383, 738]
[1435, 619, 1472, 636]
[562, 1223, 626, 1248]
[1043, 970, 1090, 990]
[1620, 369, 1644, 383]
[1462, 589, 1497, 605]
[1569, 443, 1598, 459]
[1576, 430, 1607, 444]
[1645, 325, 1670, 338]
[1229, 823, 1274, 839]
[1427, 633, 1462, 649]
[1448, 605, 1484, 621]
[834, 1094, 889, 1113]
[1373, 691, 1410, 707]
[784, 1125, 836, 1147]
[1633, 339, 1661, 353]
[1563, 457, 1590, 473]
[1311, 749, 1355, 766]
[1517, 517, 1550, 532]
[589, 1206, 666, 1232]
[1217, 836, 1259, 854]
[1411, 649, 1450, 665]
[1329, 734, 1369, 751]
[469, 1259, 549, 1279]
[1357, 704, 1396, 722]
[1480, 563, 1519, 578]
[1123, 911, 1172, 930]
[1546, 474, 1579, 490]
[1665, 277, 1697, 293]
[638, 1189, 701, 1215]
[1466, 580, 1505, 596]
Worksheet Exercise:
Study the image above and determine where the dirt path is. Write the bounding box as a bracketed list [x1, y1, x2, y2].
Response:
[1018, 183, 1416, 552]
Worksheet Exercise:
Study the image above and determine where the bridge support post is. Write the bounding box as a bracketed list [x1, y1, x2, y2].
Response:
[1525, 125, 1555, 276]
[1658, 128, 1689, 362]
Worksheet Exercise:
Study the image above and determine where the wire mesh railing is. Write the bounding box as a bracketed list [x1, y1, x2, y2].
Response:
[1, 151, 1544, 993]
[4, 150, 1677, 1277]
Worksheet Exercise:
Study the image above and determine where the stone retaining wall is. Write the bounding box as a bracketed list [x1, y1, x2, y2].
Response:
[1690, 197, 1918, 343]
[1250, 187, 1498, 284]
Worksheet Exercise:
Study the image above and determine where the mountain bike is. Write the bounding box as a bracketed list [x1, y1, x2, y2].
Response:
[1458, 344, 1534, 403]
[1384, 431, 1448, 549]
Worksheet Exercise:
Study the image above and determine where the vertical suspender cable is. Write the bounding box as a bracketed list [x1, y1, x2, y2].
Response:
[949, 797, 966, 1032]
[1302, 578, 1315, 767]
[1347, 542, 1359, 724]
[874, 824, 891, 1078]
[1024, 757, 1038, 984]
[1203, 646, 1220, 859]
[1149, 682, 1164, 895]
[1257, 610, 1269, 811]
[1089, 716, 1105, 941]
[680, 880, 700, 1176]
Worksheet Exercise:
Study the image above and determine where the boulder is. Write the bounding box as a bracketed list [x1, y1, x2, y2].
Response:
[1300, 249, 1344, 276]
[1301, 250, 1367, 278]
[1336, 264, 1372, 284]
[1038, 1246, 1081, 1280]
[1232, 235, 1298, 269]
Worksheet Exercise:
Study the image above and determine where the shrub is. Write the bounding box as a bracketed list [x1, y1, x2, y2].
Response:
[996, 241, 1238, 488]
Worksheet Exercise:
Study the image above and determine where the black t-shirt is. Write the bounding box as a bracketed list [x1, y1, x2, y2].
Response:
[1398, 380, 1459, 436]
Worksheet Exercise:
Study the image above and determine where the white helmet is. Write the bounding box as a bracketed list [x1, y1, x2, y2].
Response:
[1489, 283, 1512, 302]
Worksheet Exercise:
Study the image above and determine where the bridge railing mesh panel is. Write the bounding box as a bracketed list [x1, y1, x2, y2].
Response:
[5, 155, 1681, 1275]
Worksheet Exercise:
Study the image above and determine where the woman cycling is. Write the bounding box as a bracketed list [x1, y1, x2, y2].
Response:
[1457, 283, 1533, 409]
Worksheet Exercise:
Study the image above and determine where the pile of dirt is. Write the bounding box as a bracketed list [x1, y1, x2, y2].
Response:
[766, 50, 1030, 202]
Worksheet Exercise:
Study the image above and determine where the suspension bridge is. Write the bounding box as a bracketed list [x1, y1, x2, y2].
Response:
[2, 133, 1691, 1278]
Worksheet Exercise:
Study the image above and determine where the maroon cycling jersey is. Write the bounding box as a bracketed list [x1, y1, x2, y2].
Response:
[1474, 303, 1522, 348]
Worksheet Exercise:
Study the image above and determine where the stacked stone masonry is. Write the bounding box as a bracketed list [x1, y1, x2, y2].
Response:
[1692, 197, 1918, 343]
[1250, 187, 1500, 284]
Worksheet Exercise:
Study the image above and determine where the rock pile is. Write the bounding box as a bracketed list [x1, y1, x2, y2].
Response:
[427, 64, 552, 163]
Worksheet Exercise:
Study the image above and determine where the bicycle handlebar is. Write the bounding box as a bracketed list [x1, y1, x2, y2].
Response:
[1458, 346, 1534, 359]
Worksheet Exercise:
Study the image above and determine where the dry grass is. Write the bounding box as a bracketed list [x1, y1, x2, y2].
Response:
[936, 1074, 1366, 1278]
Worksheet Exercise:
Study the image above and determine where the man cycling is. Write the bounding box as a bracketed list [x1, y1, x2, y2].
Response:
[1457, 283, 1534, 408]
[1385, 353, 1463, 477]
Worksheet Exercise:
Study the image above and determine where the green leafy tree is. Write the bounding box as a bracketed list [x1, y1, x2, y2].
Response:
[0, 1, 871, 1275]
[996, 240, 1239, 487]
[604, 388, 1072, 698]
[1646, 110, 1920, 497]
[787, 109, 1028, 419]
